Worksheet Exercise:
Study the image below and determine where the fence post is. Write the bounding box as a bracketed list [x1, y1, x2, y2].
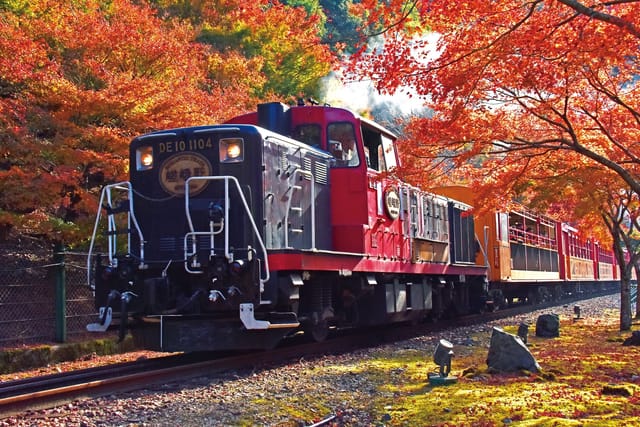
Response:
[54, 242, 67, 343]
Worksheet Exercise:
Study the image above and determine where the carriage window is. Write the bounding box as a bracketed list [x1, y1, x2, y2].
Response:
[292, 124, 321, 148]
[328, 122, 359, 167]
[497, 213, 509, 243]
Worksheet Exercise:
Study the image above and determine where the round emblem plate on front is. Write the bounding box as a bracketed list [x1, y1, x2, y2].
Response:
[159, 152, 212, 197]
[384, 187, 401, 219]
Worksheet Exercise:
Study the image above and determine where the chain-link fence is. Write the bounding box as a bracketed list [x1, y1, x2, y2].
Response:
[0, 249, 97, 349]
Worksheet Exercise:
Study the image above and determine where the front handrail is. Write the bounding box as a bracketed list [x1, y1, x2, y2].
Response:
[184, 176, 270, 288]
[87, 181, 145, 286]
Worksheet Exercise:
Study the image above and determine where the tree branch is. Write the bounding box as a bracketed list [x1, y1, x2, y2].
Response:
[556, 0, 640, 38]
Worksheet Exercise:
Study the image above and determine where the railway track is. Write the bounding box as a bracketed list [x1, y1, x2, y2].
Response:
[0, 289, 618, 419]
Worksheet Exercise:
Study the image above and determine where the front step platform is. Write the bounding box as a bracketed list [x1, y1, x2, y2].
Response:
[239, 303, 300, 330]
[136, 315, 297, 352]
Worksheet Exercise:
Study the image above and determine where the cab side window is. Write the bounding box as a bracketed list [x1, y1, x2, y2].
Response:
[362, 126, 382, 171]
[328, 122, 359, 167]
[362, 125, 397, 173]
[292, 124, 321, 148]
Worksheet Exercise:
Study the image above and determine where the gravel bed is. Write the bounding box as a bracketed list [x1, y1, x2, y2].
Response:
[0, 294, 622, 427]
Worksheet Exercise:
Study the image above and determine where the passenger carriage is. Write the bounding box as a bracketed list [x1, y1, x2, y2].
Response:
[438, 186, 620, 307]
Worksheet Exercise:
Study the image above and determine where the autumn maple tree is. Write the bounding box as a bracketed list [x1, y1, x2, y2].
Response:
[0, 0, 334, 243]
[347, 0, 640, 329]
[152, 0, 334, 98]
[518, 161, 640, 324]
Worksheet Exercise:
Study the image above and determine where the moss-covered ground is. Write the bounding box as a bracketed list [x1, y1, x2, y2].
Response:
[261, 309, 640, 426]
[0, 336, 137, 375]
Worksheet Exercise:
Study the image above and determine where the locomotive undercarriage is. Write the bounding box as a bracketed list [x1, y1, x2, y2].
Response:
[278, 270, 488, 342]
[90, 235, 488, 351]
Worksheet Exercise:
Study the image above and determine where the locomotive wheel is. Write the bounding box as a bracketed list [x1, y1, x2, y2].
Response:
[306, 319, 330, 342]
[494, 296, 510, 311]
[487, 290, 507, 311]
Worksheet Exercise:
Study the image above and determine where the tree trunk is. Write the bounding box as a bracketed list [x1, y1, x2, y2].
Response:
[635, 264, 640, 319]
[606, 216, 634, 331]
[621, 276, 632, 331]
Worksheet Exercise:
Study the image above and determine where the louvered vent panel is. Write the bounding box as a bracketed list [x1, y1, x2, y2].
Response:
[302, 157, 312, 181]
[314, 160, 328, 185]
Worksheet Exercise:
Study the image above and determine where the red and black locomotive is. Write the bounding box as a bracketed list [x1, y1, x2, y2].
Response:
[87, 101, 619, 352]
[87, 102, 488, 351]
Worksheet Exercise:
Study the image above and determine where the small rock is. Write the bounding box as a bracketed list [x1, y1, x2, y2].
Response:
[622, 330, 640, 346]
[536, 313, 560, 337]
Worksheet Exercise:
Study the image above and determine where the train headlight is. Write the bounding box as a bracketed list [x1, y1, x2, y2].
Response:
[219, 138, 244, 163]
[136, 146, 154, 171]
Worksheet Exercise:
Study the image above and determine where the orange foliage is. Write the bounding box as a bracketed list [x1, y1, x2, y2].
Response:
[193, 0, 334, 97]
[348, 1, 640, 228]
[0, 0, 333, 243]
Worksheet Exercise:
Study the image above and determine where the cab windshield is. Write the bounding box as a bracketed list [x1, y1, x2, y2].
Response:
[327, 122, 359, 167]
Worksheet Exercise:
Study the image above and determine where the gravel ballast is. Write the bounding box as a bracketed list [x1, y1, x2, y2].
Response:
[0, 294, 624, 426]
